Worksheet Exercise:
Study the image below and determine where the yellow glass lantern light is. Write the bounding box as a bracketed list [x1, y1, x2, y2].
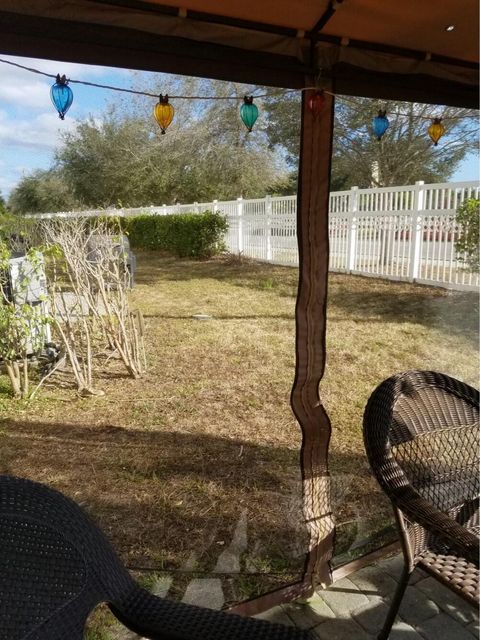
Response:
[154, 94, 174, 134]
[428, 117, 445, 146]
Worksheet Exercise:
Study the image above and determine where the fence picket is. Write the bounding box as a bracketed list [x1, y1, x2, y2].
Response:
[35, 180, 480, 291]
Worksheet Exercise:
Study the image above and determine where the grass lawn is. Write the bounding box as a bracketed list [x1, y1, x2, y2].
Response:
[0, 250, 477, 609]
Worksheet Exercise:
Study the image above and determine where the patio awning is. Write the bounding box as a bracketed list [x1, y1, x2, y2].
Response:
[0, 0, 478, 106]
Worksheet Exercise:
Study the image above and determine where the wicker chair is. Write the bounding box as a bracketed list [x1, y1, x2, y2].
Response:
[0, 474, 311, 640]
[363, 370, 479, 640]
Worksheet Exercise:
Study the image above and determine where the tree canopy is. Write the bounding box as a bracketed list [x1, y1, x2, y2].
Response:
[8, 74, 479, 214]
[263, 94, 478, 191]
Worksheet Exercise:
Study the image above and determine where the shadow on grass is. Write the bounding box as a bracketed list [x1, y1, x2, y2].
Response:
[0, 418, 390, 575]
[134, 252, 478, 346]
[142, 314, 295, 320]
[329, 282, 479, 344]
[134, 252, 298, 295]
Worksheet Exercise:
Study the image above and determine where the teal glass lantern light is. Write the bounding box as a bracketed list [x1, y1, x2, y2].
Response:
[372, 110, 389, 140]
[240, 96, 259, 132]
[50, 74, 73, 120]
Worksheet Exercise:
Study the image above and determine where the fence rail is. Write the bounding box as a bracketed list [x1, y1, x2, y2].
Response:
[38, 180, 480, 291]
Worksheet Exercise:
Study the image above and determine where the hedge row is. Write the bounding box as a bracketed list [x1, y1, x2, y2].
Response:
[124, 211, 228, 259]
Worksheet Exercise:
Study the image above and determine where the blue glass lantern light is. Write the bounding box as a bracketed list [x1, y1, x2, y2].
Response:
[240, 96, 259, 132]
[50, 74, 73, 120]
[372, 110, 389, 141]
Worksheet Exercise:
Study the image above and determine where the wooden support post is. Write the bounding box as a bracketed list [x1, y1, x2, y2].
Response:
[291, 86, 335, 590]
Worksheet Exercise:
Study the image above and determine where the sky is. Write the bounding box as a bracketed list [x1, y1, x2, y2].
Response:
[0, 54, 478, 198]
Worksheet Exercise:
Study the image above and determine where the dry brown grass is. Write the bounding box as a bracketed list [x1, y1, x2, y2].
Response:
[0, 250, 478, 607]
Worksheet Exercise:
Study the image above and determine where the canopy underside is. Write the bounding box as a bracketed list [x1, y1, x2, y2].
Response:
[0, 0, 478, 107]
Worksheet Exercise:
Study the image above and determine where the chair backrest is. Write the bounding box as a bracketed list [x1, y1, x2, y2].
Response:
[0, 475, 310, 640]
[0, 475, 133, 640]
[363, 370, 479, 513]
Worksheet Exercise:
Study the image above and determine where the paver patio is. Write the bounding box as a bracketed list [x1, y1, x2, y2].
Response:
[257, 554, 478, 639]
[106, 553, 478, 639]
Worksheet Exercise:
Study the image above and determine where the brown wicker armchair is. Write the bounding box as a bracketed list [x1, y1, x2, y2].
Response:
[363, 370, 479, 640]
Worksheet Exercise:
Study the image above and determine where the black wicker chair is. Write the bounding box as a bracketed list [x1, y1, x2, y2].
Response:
[0, 474, 312, 640]
[363, 370, 479, 640]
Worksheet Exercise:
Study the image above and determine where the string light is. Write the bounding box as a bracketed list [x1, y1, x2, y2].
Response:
[50, 74, 73, 120]
[154, 94, 175, 134]
[428, 117, 446, 145]
[307, 90, 326, 117]
[240, 96, 259, 132]
[372, 110, 389, 140]
[0, 56, 475, 141]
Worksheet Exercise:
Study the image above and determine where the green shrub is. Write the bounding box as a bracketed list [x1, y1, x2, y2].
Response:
[455, 198, 479, 272]
[125, 211, 228, 259]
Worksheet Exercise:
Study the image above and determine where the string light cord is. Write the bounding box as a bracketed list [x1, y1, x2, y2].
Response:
[0, 56, 477, 120]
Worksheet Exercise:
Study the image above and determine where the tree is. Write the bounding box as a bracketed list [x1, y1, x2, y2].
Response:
[0, 192, 7, 215]
[333, 99, 478, 188]
[53, 77, 285, 208]
[262, 94, 479, 189]
[9, 75, 286, 213]
[9, 169, 79, 215]
[455, 198, 479, 272]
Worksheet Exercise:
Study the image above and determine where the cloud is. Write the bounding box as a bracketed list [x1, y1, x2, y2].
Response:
[0, 109, 77, 151]
[0, 56, 141, 196]
[0, 55, 131, 110]
[0, 55, 129, 81]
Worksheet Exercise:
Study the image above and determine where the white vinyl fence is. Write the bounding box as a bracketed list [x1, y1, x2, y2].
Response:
[39, 180, 480, 291]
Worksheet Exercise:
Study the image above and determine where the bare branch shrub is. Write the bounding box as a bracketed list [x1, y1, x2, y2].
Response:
[39, 217, 145, 395]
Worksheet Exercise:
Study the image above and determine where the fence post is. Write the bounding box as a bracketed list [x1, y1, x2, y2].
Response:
[194, 201, 199, 214]
[213, 199, 218, 213]
[237, 197, 244, 254]
[265, 194, 272, 261]
[347, 186, 358, 272]
[162, 204, 167, 216]
[409, 180, 425, 281]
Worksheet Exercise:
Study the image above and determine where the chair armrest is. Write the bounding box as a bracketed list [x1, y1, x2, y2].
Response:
[112, 588, 313, 640]
[394, 485, 479, 565]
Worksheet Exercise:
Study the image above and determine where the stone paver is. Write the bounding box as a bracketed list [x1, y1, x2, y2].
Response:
[151, 574, 172, 598]
[416, 612, 477, 640]
[389, 620, 425, 639]
[398, 585, 440, 625]
[213, 509, 247, 574]
[318, 577, 369, 615]
[312, 618, 372, 640]
[415, 576, 478, 625]
[181, 578, 224, 609]
[352, 597, 391, 634]
[253, 605, 295, 627]
[381, 554, 405, 580]
[348, 564, 399, 600]
[467, 620, 479, 637]
[284, 596, 336, 629]
[379, 554, 427, 584]
[97, 553, 478, 640]
[257, 555, 476, 639]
